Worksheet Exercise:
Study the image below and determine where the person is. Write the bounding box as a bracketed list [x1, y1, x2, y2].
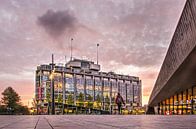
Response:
[115, 92, 125, 114]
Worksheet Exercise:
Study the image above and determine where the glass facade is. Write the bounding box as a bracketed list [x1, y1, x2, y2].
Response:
[94, 77, 102, 101]
[174, 95, 177, 114]
[65, 73, 74, 99]
[193, 87, 196, 114]
[158, 86, 196, 115]
[53, 72, 63, 104]
[35, 62, 142, 114]
[126, 81, 132, 104]
[86, 76, 94, 100]
[119, 80, 126, 102]
[75, 74, 84, 102]
[103, 78, 110, 100]
[111, 79, 118, 103]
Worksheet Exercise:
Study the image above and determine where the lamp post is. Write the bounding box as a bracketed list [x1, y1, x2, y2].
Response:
[51, 54, 55, 115]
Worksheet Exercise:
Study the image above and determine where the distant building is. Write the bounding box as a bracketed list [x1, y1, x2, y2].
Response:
[148, 0, 196, 115]
[35, 58, 142, 114]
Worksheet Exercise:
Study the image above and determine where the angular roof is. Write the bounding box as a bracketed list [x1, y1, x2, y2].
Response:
[149, 0, 196, 106]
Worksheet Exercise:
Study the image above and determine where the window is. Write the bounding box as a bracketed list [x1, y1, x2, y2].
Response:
[178, 93, 183, 114]
[95, 77, 102, 101]
[86, 76, 93, 100]
[76, 75, 84, 96]
[127, 83, 133, 103]
[111, 79, 118, 103]
[65, 74, 74, 97]
[103, 78, 110, 98]
[193, 87, 196, 114]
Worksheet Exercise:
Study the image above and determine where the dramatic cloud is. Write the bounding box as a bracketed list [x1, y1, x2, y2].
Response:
[0, 0, 186, 105]
[37, 9, 77, 38]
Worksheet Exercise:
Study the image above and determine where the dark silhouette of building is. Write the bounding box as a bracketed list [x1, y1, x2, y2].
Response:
[148, 0, 196, 115]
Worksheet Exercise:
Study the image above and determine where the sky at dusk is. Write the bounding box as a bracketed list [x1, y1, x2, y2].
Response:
[0, 0, 186, 106]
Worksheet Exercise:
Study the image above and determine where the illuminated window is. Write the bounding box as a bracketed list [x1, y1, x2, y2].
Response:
[86, 76, 93, 100]
[111, 79, 118, 103]
[95, 77, 102, 101]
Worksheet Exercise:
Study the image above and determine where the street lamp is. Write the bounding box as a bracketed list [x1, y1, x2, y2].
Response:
[51, 54, 55, 115]
[50, 69, 55, 115]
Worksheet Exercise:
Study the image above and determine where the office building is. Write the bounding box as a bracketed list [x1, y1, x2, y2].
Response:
[35, 58, 142, 114]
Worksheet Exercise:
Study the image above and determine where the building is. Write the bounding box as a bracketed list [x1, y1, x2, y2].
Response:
[35, 58, 142, 114]
[148, 0, 196, 115]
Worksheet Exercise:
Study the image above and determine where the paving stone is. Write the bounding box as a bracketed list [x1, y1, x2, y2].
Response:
[0, 115, 196, 129]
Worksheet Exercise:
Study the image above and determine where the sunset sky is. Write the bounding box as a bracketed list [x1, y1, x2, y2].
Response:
[0, 0, 186, 106]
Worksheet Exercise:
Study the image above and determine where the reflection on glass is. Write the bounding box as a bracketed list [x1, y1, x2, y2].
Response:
[65, 74, 74, 96]
[111, 79, 118, 103]
[95, 77, 102, 101]
[103, 78, 110, 98]
[76, 75, 84, 96]
[86, 76, 93, 100]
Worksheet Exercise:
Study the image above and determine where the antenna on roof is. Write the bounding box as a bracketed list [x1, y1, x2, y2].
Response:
[70, 38, 73, 61]
[65, 56, 67, 65]
[97, 43, 99, 64]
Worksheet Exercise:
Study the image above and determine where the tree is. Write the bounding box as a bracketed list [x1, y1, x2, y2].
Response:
[57, 94, 63, 108]
[96, 94, 101, 103]
[104, 95, 110, 110]
[95, 94, 101, 109]
[86, 95, 93, 109]
[1, 87, 20, 110]
[15, 105, 29, 115]
[78, 93, 84, 107]
[46, 90, 51, 114]
[67, 94, 74, 105]
[1, 87, 29, 115]
[105, 95, 110, 105]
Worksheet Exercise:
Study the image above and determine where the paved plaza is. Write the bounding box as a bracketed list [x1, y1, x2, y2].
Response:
[0, 115, 196, 129]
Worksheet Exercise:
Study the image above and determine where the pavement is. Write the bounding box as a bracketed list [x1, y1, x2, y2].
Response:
[0, 115, 196, 129]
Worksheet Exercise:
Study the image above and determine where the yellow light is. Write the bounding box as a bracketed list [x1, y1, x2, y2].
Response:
[49, 71, 55, 80]
[49, 74, 53, 80]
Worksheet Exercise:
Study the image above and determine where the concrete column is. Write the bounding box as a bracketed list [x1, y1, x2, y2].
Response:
[84, 75, 86, 101]
[62, 72, 65, 114]
[191, 86, 194, 114]
[123, 80, 127, 103]
[177, 94, 179, 115]
[93, 76, 95, 101]
[186, 89, 188, 114]
[73, 74, 77, 105]
[133, 83, 134, 103]
[163, 100, 166, 115]
[109, 78, 112, 114]
[172, 96, 174, 115]
[101, 77, 104, 110]
[181, 91, 183, 115]
[125, 83, 127, 103]
[161, 102, 163, 115]
[168, 99, 170, 114]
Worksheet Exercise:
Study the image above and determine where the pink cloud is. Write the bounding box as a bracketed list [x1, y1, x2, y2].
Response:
[0, 0, 186, 106]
